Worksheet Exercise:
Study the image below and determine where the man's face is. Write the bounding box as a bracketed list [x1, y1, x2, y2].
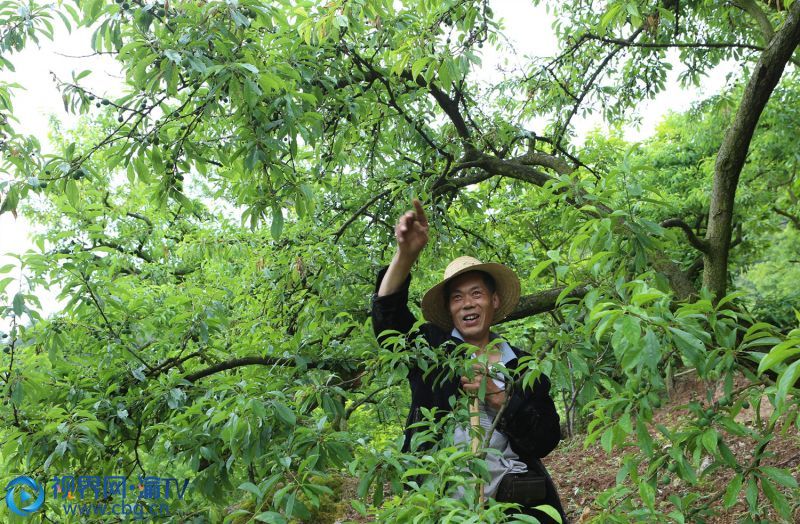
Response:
[447, 271, 500, 342]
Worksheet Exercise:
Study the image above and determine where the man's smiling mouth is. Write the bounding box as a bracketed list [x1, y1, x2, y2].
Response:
[463, 314, 479, 322]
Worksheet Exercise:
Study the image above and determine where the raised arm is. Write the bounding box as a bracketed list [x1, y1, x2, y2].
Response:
[377, 199, 429, 296]
[371, 199, 429, 337]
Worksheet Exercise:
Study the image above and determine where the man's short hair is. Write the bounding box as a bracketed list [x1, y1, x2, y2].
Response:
[443, 270, 497, 302]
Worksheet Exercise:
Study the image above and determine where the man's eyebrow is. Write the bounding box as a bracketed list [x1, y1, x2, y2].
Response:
[450, 284, 483, 295]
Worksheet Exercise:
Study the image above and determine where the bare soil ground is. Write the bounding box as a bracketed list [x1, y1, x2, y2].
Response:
[544, 372, 800, 523]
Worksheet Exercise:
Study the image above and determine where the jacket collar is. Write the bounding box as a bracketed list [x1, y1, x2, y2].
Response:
[450, 328, 516, 364]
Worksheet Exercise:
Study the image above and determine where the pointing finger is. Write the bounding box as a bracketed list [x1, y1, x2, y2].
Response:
[412, 199, 428, 227]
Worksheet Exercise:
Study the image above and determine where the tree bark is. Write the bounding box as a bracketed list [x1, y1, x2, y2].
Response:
[703, 1, 800, 301]
[501, 285, 590, 323]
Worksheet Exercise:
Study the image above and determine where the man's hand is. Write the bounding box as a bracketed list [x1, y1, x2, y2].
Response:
[396, 198, 428, 258]
[377, 199, 429, 297]
[461, 363, 507, 411]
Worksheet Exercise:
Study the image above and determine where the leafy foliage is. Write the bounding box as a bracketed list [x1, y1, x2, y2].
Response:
[1, 0, 799, 522]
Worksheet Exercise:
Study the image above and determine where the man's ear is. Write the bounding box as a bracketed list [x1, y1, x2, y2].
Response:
[492, 292, 500, 310]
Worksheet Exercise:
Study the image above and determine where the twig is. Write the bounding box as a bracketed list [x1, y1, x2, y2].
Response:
[333, 188, 392, 242]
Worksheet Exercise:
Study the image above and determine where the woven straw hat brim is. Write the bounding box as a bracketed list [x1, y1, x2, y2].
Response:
[421, 257, 520, 330]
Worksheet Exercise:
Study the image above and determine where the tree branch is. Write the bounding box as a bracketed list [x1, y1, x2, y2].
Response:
[422, 80, 471, 140]
[500, 286, 590, 324]
[661, 218, 710, 252]
[333, 188, 392, 242]
[126, 212, 153, 228]
[555, 27, 644, 146]
[183, 328, 359, 383]
[584, 33, 765, 52]
[514, 151, 574, 175]
[733, 0, 775, 43]
[436, 149, 612, 216]
[344, 385, 394, 420]
[184, 356, 331, 383]
[76, 272, 154, 371]
[773, 206, 800, 229]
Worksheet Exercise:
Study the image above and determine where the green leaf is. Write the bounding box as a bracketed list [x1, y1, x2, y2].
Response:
[701, 429, 718, 455]
[761, 477, 792, 519]
[529, 259, 555, 280]
[0, 185, 20, 215]
[402, 468, 432, 477]
[0, 277, 14, 294]
[776, 360, 800, 400]
[239, 63, 259, 74]
[760, 466, 798, 489]
[65, 179, 79, 207]
[758, 339, 800, 374]
[668, 327, 705, 367]
[164, 49, 182, 64]
[271, 206, 284, 240]
[745, 477, 758, 510]
[12, 292, 24, 316]
[238, 481, 262, 498]
[555, 282, 581, 306]
[254, 512, 287, 524]
[631, 290, 663, 306]
[600, 427, 613, 453]
[356, 469, 374, 498]
[718, 441, 738, 467]
[273, 401, 296, 426]
[411, 57, 428, 80]
[531, 504, 563, 523]
[722, 473, 742, 508]
[639, 481, 655, 510]
[350, 500, 367, 516]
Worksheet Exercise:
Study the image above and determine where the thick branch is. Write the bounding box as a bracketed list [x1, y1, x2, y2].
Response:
[424, 81, 471, 140]
[661, 218, 710, 252]
[515, 152, 574, 176]
[126, 212, 153, 228]
[184, 356, 330, 383]
[733, 0, 775, 43]
[453, 153, 555, 189]
[437, 150, 613, 215]
[686, 256, 704, 282]
[500, 286, 590, 324]
[434, 148, 695, 297]
[183, 329, 359, 382]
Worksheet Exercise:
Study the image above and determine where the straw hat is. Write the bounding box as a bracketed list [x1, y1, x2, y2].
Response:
[421, 256, 521, 330]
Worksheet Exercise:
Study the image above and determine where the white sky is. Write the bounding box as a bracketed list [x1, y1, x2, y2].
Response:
[0, 0, 733, 327]
[0, 25, 123, 328]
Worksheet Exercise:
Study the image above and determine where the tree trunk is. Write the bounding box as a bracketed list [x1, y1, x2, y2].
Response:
[703, 1, 800, 301]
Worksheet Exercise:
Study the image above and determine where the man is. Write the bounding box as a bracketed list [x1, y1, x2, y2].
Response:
[371, 199, 567, 523]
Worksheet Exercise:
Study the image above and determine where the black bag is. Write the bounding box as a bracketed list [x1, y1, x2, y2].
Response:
[495, 472, 547, 506]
